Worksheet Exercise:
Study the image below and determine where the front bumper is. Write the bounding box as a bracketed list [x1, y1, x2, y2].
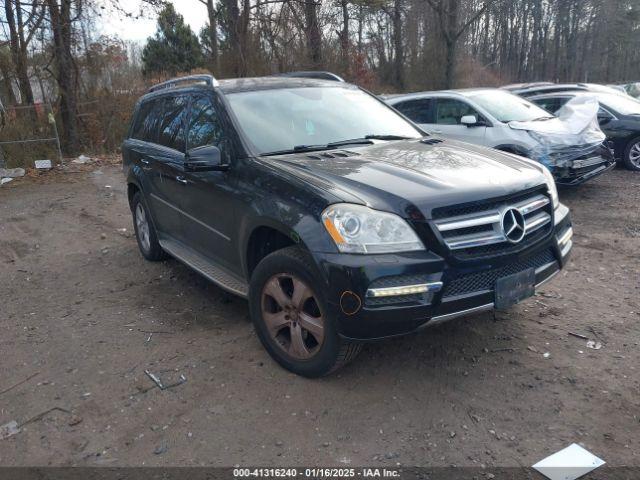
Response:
[316, 204, 573, 341]
[550, 148, 616, 186]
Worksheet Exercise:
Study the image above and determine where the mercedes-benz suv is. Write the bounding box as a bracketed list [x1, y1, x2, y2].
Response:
[123, 74, 573, 377]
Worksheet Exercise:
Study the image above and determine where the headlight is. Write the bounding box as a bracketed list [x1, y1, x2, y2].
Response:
[541, 165, 559, 209]
[322, 204, 425, 254]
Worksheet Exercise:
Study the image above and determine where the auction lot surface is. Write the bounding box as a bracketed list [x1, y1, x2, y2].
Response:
[0, 162, 638, 467]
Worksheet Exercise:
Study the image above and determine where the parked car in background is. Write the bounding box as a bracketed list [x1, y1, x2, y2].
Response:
[530, 91, 640, 171]
[505, 82, 629, 98]
[386, 89, 615, 185]
[621, 82, 640, 99]
[123, 74, 573, 377]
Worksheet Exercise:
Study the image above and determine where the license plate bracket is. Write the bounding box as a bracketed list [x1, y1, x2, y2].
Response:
[495, 268, 536, 310]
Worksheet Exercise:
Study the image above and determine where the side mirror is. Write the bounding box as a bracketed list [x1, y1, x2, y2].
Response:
[461, 115, 478, 126]
[185, 145, 227, 172]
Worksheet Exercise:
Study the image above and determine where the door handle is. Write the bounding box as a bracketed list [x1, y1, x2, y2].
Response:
[175, 176, 188, 185]
[431, 129, 443, 134]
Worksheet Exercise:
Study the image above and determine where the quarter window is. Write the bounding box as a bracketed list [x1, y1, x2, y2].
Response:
[131, 98, 162, 143]
[158, 95, 188, 152]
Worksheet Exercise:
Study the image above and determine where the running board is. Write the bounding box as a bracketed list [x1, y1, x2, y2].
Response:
[160, 238, 249, 298]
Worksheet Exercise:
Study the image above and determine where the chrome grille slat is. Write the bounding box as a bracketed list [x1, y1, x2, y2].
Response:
[524, 212, 551, 234]
[516, 195, 549, 215]
[434, 189, 553, 256]
[436, 213, 502, 232]
[446, 231, 505, 249]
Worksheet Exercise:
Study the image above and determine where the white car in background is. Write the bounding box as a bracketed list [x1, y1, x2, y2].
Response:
[385, 88, 615, 186]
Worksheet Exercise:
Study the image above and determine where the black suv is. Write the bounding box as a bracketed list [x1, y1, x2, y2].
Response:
[123, 74, 573, 377]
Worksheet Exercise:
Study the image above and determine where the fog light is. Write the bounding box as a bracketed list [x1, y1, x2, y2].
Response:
[558, 227, 573, 246]
[366, 282, 443, 298]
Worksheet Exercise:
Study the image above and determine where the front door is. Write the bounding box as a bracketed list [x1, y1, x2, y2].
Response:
[425, 98, 488, 145]
[180, 93, 240, 275]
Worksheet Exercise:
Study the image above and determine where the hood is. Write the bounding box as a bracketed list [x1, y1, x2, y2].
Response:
[264, 139, 548, 219]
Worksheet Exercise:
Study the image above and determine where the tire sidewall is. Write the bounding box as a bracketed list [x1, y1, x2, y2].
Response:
[249, 248, 342, 378]
[131, 191, 163, 261]
[624, 137, 640, 171]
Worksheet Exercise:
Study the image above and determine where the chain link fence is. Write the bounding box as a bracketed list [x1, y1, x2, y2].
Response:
[0, 103, 63, 169]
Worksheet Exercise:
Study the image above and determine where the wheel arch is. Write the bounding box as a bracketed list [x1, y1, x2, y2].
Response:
[242, 221, 311, 280]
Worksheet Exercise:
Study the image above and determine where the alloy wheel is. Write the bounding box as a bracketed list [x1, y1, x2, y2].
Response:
[261, 274, 325, 360]
[135, 203, 151, 253]
[629, 142, 640, 168]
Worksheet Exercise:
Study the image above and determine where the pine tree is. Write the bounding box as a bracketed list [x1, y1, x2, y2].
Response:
[142, 4, 204, 76]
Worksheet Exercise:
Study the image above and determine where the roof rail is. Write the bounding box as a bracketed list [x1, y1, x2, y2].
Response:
[275, 71, 345, 82]
[148, 74, 219, 93]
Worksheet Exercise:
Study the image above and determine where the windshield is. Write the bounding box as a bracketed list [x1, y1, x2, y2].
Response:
[468, 90, 554, 123]
[226, 86, 422, 155]
[596, 93, 640, 115]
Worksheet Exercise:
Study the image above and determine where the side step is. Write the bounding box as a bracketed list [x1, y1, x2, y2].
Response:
[160, 238, 249, 298]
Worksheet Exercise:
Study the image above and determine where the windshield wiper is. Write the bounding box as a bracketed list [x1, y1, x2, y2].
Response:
[261, 138, 375, 156]
[364, 134, 413, 140]
[260, 135, 412, 157]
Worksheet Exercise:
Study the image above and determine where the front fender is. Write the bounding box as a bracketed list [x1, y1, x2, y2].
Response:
[235, 157, 342, 278]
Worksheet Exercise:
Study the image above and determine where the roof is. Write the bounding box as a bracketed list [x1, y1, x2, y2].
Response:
[217, 76, 350, 94]
[138, 75, 354, 103]
[385, 88, 504, 103]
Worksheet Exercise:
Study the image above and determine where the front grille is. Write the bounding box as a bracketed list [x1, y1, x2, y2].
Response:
[442, 249, 556, 298]
[432, 187, 553, 259]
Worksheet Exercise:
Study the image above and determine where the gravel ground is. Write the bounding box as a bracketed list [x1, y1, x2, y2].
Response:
[0, 160, 638, 468]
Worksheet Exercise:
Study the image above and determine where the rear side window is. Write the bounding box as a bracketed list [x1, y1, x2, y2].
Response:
[131, 99, 162, 142]
[394, 99, 434, 123]
[188, 95, 224, 150]
[158, 95, 188, 152]
[435, 99, 479, 125]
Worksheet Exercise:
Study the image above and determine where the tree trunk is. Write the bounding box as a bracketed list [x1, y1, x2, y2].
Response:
[339, 0, 350, 72]
[4, 0, 35, 105]
[304, 0, 322, 67]
[392, 0, 404, 89]
[47, 0, 80, 155]
[222, 0, 242, 76]
[206, 0, 219, 72]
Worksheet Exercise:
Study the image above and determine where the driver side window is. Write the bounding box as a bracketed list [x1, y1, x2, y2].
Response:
[435, 99, 481, 125]
[188, 95, 224, 150]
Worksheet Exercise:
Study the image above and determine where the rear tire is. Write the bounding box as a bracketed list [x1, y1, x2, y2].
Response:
[131, 191, 167, 261]
[623, 137, 640, 171]
[249, 246, 361, 377]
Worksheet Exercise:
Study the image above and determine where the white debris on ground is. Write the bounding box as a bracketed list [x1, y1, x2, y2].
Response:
[0, 421, 20, 440]
[72, 155, 93, 164]
[533, 443, 605, 480]
[0, 167, 25, 186]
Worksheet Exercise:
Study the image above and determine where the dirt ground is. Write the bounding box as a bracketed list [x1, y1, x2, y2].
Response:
[0, 159, 638, 468]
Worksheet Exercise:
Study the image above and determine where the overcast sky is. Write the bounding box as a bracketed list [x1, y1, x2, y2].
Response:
[100, 0, 209, 43]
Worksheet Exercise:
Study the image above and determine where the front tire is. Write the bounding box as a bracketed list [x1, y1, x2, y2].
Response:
[249, 246, 361, 377]
[131, 191, 167, 261]
[623, 137, 640, 171]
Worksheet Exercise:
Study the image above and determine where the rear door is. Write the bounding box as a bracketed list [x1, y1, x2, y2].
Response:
[147, 94, 190, 242]
[429, 98, 487, 144]
[393, 98, 435, 128]
[180, 93, 240, 273]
